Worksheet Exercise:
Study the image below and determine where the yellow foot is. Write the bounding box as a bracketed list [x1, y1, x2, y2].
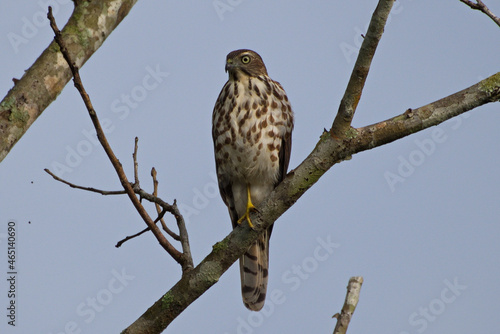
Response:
[237, 185, 257, 228]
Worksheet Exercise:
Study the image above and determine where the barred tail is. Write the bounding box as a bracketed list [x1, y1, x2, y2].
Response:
[239, 230, 269, 311]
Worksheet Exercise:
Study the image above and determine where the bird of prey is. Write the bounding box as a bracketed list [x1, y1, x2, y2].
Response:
[212, 49, 294, 311]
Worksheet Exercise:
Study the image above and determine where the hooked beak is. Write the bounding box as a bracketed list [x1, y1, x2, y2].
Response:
[225, 58, 233, 73]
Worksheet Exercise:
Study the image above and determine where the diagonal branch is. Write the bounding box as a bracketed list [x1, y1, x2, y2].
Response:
[123, 69, 500, 333]
[47, 7, 192, 272]
[0, 0, 139, 163]
[115, 209, 167, 248]
[460, 0, 500, 27]
[116, 227, 151, 248]
[332, 277, 364, 334]
[331, 0, 396, 137]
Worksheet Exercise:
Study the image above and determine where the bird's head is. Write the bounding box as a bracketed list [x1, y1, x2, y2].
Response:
[225, 49, 268, 80]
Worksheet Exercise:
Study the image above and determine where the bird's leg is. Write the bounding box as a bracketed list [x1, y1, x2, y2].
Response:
[237, 184, 257, 228]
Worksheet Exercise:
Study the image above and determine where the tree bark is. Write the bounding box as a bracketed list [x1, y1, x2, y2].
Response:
[333, 277, 364, 334]
[0, 0, 138, 163]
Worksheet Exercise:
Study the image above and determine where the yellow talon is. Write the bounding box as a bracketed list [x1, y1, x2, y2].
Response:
[237, 185, 257, 228]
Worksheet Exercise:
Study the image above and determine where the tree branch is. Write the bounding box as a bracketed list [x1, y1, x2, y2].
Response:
[332, 277, 364, 334]
[152, 168, 181, 241]
[116, 207, 168, 248]
[331, 0, 395, 137]
[150, 168, 193, 269]
[133, 137, 140, 187]
[44, 168, 126, 195]
[116, 227, 151, 248]
[47, 7, 194, 273]
[0, 0, 138, 163]
[460, 0, 500, 27]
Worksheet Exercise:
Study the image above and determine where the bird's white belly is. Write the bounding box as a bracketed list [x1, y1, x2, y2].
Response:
[220, 116, 282, 184]
[215, 79, 287, 184]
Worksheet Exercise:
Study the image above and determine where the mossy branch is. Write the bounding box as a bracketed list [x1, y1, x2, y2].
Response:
[0, 0, 138, 163]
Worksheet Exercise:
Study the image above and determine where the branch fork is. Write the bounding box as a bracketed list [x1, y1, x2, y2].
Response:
[46, 6, 193, 273]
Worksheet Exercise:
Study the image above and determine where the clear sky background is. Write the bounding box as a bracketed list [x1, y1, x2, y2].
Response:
[1, 1, 499, 333]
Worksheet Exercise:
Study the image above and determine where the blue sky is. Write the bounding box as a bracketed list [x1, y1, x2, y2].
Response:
[1, 1, 499, 333]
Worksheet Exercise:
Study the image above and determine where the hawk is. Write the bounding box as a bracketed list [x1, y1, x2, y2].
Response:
[212, 49, 294, 311]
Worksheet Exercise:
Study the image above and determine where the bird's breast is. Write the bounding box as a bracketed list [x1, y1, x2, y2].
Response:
[213, 78, 293, 184]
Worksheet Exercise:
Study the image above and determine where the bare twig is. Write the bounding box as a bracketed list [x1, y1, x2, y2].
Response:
[44, 168, 126, 195]
[133, 137, 140, 187]
[47, 7, 192, 270]
[460, 0, 500, 27]
[332, 277, 363, 334]
[331, 0, 396, 137]
[48, 163, 180, 219]
[116, 227, 150, 248]
[45, 167, 179, 215]
[150, 168, 193, 271]
[115, 207, 168, 248]
[172, 199, 193, 272]
[45, 142, 179, 249]
[152, 168, 181, 241]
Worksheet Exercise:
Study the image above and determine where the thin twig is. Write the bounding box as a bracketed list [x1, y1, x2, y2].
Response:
[115, 208, 168, 248]
[116, 208, 172, 247]
[116, 227, 150, 248]
[46, 138, 182, 252]
[332, 277, 364, 334]
[152, 168, 181, 240]
[44, 169, 126, 195]
[47, 7, 185, 266]
[46, 163, 178, 227]
[151, 168, 193, 272]
[460, 0, 500, 28]
[45, 167, 176, 211]
[133, 137, 140, 187]
[331, 0, 395, 137]
[172, 199, 194, 272]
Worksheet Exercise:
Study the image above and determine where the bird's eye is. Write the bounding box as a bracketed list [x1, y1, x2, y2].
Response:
[241, 55, 251, 64]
